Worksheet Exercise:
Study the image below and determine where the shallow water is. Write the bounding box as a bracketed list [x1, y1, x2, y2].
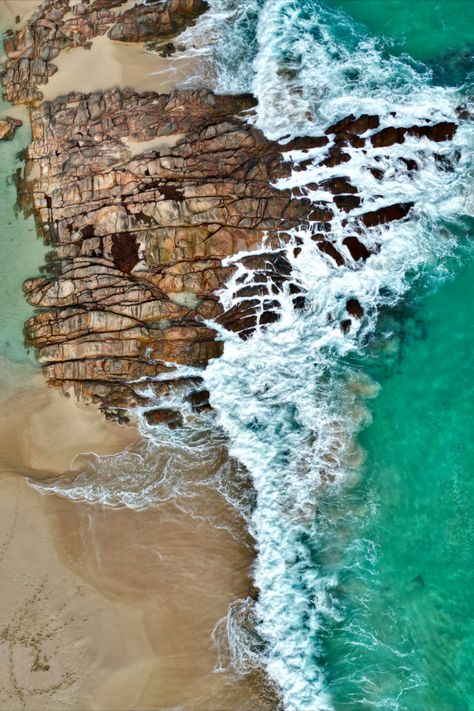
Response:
[318, 252, 474, 709]
[0, 94, 45, 363]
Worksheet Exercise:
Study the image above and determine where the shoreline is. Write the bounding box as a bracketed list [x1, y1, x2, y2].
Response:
[0, 2, 267, 707]
[41, 34, 200, 101]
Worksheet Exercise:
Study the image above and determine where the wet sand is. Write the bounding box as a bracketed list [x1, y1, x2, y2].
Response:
[0, 362, 271, 710]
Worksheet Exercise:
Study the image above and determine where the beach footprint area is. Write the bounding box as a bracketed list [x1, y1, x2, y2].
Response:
[0, 1, 473, 710]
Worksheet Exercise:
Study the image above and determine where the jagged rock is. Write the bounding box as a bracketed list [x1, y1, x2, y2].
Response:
[145, 408, 184, 428]
[0, 115, 22, 139]
[22, 87, 312, 414]
[346, 298, 364, 319]
[0, 116, 23, 141]
[371, 126, 407, 148]
[333, 194, 361, 212]
[370, 121, 457, 148]
[326, 113, 380, 136]
[343, 236, 372, 261]
[319, 176, 357, 195]
[359, 202, 414, 227]
[108, 0, 208, 43]
[313, 237, 345, 266]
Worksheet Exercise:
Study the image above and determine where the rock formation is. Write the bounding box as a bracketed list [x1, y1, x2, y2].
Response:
[21, 85, 458, 420]
[0, 116, 22, 139]
[22, 87, 311, 418]
[1, 0, 207, 104]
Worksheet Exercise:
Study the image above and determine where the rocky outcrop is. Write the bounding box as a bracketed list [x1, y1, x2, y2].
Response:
[1, 0, 206, 104]
[108, 0, 208, 43]
[0, 116, 22, 140]
[22, 84, 459, 419]
[22, 87, 311, 417]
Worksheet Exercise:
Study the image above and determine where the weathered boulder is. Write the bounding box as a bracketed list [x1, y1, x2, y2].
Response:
[0, 115, 22, 139]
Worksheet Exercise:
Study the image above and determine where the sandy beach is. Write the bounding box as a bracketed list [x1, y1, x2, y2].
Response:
[41, 32, 199, 101]
[1, 0, 38, 28]
[0, 361, 266, 710]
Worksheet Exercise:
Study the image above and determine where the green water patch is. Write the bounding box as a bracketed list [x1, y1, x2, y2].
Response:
[327, 0, 474, 83]
[319, 252, 474, 710]
[0, 97, 46, 363]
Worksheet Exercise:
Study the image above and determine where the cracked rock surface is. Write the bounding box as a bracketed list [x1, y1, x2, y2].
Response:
[22, 87, 311, 416]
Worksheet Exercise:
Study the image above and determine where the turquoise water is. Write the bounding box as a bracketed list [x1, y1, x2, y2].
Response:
[0, 95, 45, 363]
[315, 4, 474, 707]
[2, 1, 472, 709]
[327, 0, 474, 87]
[0, 11, 46, 364]
[318, 251, 474, 709]
[327, 0, 474, 63]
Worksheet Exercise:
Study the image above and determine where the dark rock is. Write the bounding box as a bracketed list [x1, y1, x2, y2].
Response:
[326, 113, 380, 136]
[407, 121, 457, 142]
[333, 194, 361, 212]
[400, 157, 418, 171]
[145, 408, 184, 428]
[346, 298, 364, 318]
[283, 135, 329, 151]
[343, 236, 371, 261]
[188, 388, 211, 412]
[308, 206, 333, 222]
[319, 176, 357, 195]
[314, 238, 345, 266]
[371, 126, 406, 148]
[111, 232, 139, 273]
[321, 147, 351, 168]
[360, 202, 414, 227]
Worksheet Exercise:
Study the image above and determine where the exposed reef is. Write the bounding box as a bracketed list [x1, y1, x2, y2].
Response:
[21, 87, 311, 417]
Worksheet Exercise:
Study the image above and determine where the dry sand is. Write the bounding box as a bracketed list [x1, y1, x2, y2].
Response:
[41, 34, 199, 101]
[0, 0, 39, 29]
